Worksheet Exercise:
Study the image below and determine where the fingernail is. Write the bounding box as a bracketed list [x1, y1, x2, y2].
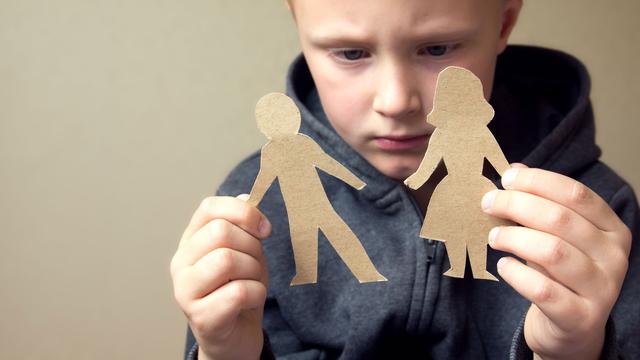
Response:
[258, 218, 271, 237]
[482, 190, 497, 210]
[502, 168, 518, 189]
[488, 227, 500, 247]
[237, 193, 250, 201]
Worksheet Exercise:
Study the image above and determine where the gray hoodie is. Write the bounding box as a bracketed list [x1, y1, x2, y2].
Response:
[185, 45, 640, 359]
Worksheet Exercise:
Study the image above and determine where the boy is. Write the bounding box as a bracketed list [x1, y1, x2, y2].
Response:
[170, 0, 639, 359]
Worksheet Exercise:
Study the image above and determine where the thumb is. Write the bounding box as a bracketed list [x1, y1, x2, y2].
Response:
[510, 162, 529, 169]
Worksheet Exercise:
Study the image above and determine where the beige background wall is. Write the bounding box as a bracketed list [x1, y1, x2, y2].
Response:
[1, 1, 637, 359]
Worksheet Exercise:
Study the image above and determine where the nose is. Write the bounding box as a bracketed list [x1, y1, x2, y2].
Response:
[372, 61, 422, 119]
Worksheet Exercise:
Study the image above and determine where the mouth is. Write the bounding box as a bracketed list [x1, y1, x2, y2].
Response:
[373, 134, 429, 151]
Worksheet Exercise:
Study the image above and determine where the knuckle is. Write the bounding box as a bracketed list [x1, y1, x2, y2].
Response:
[493, 226, 512, 247]
[602, 281, 622, 306]
[172, 283, 183, 305]
[541, 237, 566, 266]
[612, 247, 629, 268]
[172, 274, 191, 309]
[253, 283, 268, 304]
[569, 182, 591, 206]
[619, 226, 632, 255]
[238, 203, 258, 230]
[499, 191, 516, 213]
[169, 254, 182, 279]
[227, 281, 249, 305]
[532, 280, 553, 303]
[208, 219, 232, 242]
[199, 196, 215, 212]
[189, 311, 209, 335]
[189, 301, 226, 338]
[523, 169, 538, 190]
[546, 207, 571, 229]
[212, 248, 235, 277]
[575, 301, 600, 333]
[611, 250, 629, 282]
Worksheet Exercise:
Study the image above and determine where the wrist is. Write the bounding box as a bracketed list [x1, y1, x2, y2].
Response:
[536, 326, 605, 360]
[196, 331, 264, 360]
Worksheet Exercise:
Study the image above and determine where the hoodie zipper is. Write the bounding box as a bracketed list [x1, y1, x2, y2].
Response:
[402, 185, 441, 337]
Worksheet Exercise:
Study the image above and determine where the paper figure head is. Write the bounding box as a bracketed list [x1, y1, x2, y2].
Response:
[255, 92, 301, 139]
[427, 66, 495, 129]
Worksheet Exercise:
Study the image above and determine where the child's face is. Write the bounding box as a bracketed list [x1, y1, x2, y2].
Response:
[291, 0, 521, 180]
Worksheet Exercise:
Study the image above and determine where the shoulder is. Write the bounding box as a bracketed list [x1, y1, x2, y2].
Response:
[216, 150, 262, 196]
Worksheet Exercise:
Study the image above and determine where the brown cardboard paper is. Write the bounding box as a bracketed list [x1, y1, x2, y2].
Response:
[248, 93, 387, 286]
[404, 66, 511, 281]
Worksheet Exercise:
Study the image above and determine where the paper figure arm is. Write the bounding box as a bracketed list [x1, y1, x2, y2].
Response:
[247, 145, 278, 207]
[404, 130, 443, 190]
[308, 137, 365, 190]
[482, 131, 510, 177]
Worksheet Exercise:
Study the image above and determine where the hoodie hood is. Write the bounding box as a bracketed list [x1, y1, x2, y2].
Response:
[285, 45, 601, 202]
[193, 45, 640, 360]
[490, 45, 600, 174]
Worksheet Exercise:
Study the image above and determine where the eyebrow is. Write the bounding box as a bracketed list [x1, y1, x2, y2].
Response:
[306, 23, 477, 48]
[305, 26, 372, 47]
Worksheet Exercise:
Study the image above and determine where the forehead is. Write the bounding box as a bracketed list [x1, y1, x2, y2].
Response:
[293, 0, 500, 37]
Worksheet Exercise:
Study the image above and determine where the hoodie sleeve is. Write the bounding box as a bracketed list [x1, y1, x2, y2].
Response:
[509, 183, 640, 360]
[509, 315, 619, 360]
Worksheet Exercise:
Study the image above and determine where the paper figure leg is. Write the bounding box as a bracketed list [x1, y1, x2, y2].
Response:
[289, 222, 319, 286]
[442, 239, 467, 278]
[320, 215, 387, 283]
[467, 238, 498, 281]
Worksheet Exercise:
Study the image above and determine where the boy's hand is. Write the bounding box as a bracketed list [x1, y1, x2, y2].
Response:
[170, 195, 272, 360]
[482, 166, 631, 360]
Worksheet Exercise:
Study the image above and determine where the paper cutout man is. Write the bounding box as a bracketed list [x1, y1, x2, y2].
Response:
[248, 93, 387, 286]
[404, 67, 511, 281]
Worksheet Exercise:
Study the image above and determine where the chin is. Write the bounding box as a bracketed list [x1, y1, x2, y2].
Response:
[377, 163, 417, 181]
[365, 152, 421, 181]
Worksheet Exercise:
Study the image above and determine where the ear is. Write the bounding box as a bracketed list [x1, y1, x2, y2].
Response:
[496, 0, 523, 54]
[284, 0, 297, 21]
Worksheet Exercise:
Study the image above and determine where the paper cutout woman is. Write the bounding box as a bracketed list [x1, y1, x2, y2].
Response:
[404, 67, 511, 281]
[248, 93, 387, 286]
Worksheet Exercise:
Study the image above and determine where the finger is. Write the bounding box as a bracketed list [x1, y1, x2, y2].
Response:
[189, 280, 267, 339]
[176, 248, 263, 301]
[509, 162, 529, 169]
[497, 257, 588, 332]
[489, 226, 602, 297]
[180, 196, 271, 246]
[176, 218, 264, 268]
[500, 168, 623, 232]
[482, 189, 606, 258]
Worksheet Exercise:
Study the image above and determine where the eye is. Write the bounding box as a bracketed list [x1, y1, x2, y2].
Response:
[333, 49, 370, 61]
[419, 44, 454, 57]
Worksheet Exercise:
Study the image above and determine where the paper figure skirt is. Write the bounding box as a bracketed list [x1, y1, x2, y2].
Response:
[420, 174, 509, 242]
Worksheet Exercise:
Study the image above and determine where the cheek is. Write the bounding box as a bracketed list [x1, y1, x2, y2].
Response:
[311, 70, 372, 136]
[449, 58, 497, 100]
[421, 73, 439, 115]
[320, 90, 367, 133]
